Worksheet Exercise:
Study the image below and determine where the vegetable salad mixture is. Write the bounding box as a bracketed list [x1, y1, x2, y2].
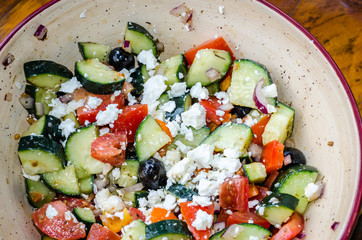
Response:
[18, 21, 323, 240]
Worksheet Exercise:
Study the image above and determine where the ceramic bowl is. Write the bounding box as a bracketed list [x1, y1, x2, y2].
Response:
[0, 0, 361, 239]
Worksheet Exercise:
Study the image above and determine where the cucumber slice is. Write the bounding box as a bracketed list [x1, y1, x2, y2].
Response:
[145, 220, 193, 240]
[135, 115, 171, 162]
[42, 165, 80, 196]
[262, 102, 295, 145]
[125, 22, 157, 56]
[167, 184, 197, 201]
[272, 164, 319, 213]
[122, 219, 146, 240]
[165, 94, 192, 121]
[229, 59, 276, 109]
[78, 42, 112, 63]
[257, 192, 299, 226]
[211, 223, 270, 240]
[18, 135, 65, 175]
[206, 82, 220, 96]
[158, 54, 188, 87]
[201, 123, 253, 152]
[117, 159, 140, 188]
[25, 179, 56, 208]
[157, 93, 170, 105]
[186, 49, 231, 87]
[75, 58, 125, 94]
[243, 162, 267, 184]
[73, 207, 96, 225]
[130, 64, 150, 96]
[66, 125, 105, 179]
[168, 126, 210, 151]
[123, 191, 149, 208]
[34, 87, 57, 117]
[79, 175, 94, 194]
[62, 112, 80, 129]
[24, 60, 73, 89]
[22, 115, 63, 141]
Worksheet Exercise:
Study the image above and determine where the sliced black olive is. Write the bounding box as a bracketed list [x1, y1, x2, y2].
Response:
[283, 147, 307, 165]
[230, 106, 252, 118]
[138, 158, 167, 190]
[125, 145, 138, 160]
[108, 47, 135, 71]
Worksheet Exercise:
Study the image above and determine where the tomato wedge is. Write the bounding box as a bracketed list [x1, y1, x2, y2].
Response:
[219, 176, 249, 212]
[216, 208, 234, 223]
[74, 88, 125, 125]
[32, 201, 86, 240]
[87, 223, 121, 240]
[150, 207, 178, 223]
[58, 197, 90, 211]
[261, 140, 285, 174]
[110, 104, 148, 142]
[226, 211, 270, 229]
[251, 115, 271, 146]
[250, 186, 270, 203]
[184, 36, 235, 65]
[129, 207, 146, 222]
[179, 201, 214, 240]
[91, 132, 128, 166]
[199, 97, 232, 125]
[270, 212, 304, 240]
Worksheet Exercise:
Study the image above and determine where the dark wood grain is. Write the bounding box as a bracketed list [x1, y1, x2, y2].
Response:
[0, 0, 361, 239]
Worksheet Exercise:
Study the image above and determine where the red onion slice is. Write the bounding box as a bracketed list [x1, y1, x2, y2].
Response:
[34, 24, 48, 41]
[213, 222, 226, 233]
[296, 233, 307, 239]
[120, 183, 144, 194]
[123, 40, 131, 53]
[59, 93, 74, 104]
[2, 53, 15, 67]
[19, 94, 34, 110]
[253, 78, 269, 114]
[222, 224, 244, 239]
[218, 103, 234, 111]
[206, 67, 221, 82]
[284, 154, 292, 166]
[331, 221, 340, 231]
[170, 4, 190, 17]
[35, 102, 44, 117]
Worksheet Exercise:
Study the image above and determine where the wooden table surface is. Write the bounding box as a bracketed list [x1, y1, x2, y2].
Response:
[0, 0, 361, 238]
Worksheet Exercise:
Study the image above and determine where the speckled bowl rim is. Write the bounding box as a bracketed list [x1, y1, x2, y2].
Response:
[0, 0, 361, 239]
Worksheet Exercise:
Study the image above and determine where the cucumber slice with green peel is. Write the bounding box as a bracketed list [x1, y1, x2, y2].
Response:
[117, 159, 140, 188]
[168, 126, 210, 151]
[262, 102, 295, 145]
[122, 219, 146, 240]
[18, 135, 65, 175]
[229, 59, 276, 109]
[211, 223, 271, 240]
[206, 82, 220, 96]
[75, 58, 125, 94]
[130, 64, 150, 96]
[123, 191, 149, 208]
[78, 42, 112, 63]
[158, 54, 188, 87]
[157, 93, 170, 105]
[34, 88, 57, 117]
[257, 192, 299, 226]
[272, 164, 319, 213]
[79, 175, 94, 194]
[167, 184, 197, 201]
[164, 94, 192, 121]
[135, 115, 171, 162]
[66, 124, 105, 179]
[62, 112, 80, 129]
[22, 114, 63, 141]
[42, 165, 80, 196]
[25, 179, 56, 208]
[243, 162, 267, 184]
[145, 220, 193, 240]
[201, 123, 253, 152]
[73, 207, 96, 225]
[186, 49, 232, 87]
[24, 60, 73, 89]
[125, 22, 157, 56]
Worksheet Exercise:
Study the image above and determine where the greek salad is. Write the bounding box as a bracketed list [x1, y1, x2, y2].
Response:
[18, 21, 323, 240]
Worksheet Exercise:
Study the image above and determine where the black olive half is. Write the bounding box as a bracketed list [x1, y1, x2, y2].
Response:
[283, 147, 307, 166]
[138, 158, 167, 190]
[230, 106, 252, 118]
[108, 47, 135, 71]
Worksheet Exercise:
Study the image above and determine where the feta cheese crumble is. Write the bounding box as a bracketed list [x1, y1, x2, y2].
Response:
[218, 6, 224, 14]
[181, 103, 206, 129]
[160, 101, 176, 113]
[45, 204, 58, 219]
[79, 9, 87, 18]
[86, 96, 103, 109]
[168, 82, 187, 98]
[190, 82, 209, 100]
[96, 104, 121, 126]
[305, 181, 323, 201]
[59, 118, 76, 138]
[191, 209, 213, 230]
[137, 50, 158, 70]
[261, 84, 278, 98]
[141, 75, 167, 104]
[59, 77, 82, 93]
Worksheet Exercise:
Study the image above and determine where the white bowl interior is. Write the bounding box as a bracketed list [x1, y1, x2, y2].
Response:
[0, 0, 360, 239]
